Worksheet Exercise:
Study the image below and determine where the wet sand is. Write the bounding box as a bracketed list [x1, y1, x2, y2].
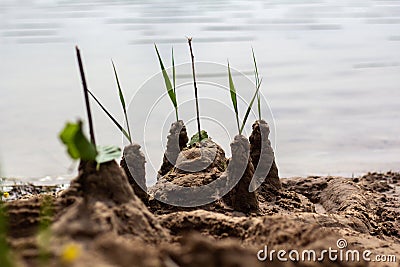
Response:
[2, 167, 399, 267]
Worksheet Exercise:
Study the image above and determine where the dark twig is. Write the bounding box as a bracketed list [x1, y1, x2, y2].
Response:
[188, 37, 201, 140]
[76, 46, 96, 147]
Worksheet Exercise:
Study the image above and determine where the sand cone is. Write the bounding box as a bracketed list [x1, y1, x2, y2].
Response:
[158, 120, 188, 178]
[53, 160, 169, 242]
[249, 120, 281, 202]
[121, 143, 148, 204]
[223, 135, 259, 213]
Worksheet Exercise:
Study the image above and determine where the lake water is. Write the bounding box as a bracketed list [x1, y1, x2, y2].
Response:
[0, 0, 399, 185]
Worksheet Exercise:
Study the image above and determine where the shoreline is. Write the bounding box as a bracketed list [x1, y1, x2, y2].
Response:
[2, 169, 398, 185]
[2, 170, 399, 202]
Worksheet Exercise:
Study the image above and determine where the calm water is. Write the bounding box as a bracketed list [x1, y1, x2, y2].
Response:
[0, 0, 399, 185]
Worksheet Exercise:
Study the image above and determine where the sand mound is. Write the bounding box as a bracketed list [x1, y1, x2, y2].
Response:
[148, 139, 227, 211]
[52, 160, 168, 243]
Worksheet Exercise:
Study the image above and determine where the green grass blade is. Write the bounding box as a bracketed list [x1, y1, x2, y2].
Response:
[111, 60, 132, 143]
[172, 47, 176, 95]
[87, 89, 132, 143]
[252, 47, 260, 86]
[154, 44, 178, 118]
[112, 61, 126, 112]
[252, 47, 261, 121]
[228, 62, 240, 134]
[240, 78, 263, 134]
[172, 47, 178, 121]
[257, 93, 261, 121]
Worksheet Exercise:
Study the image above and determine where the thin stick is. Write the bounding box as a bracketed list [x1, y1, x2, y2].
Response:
[188, 37, 201, 140]
[76, 46, 96, 146]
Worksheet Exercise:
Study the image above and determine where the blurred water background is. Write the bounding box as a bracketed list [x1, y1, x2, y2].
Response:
[0, 0, 399, 185]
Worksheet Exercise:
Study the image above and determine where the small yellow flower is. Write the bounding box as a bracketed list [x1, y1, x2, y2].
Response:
[61, 242, 81, 264]
[3, 192, 9, 198]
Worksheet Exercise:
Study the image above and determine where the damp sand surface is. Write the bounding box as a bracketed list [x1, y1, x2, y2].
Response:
[2, 169, 399, 267]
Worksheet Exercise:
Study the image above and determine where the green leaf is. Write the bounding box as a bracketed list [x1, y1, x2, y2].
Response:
[252, 47, 260, 88]
[88, 89, 132, 143]
[172, 47, 179, 121]
[228, 62, 240, 134]
[154, 44, 178, 112]
[188, 130, 209, 146]
[172, 47, 176, 95]
[252, 47, 261, 120]
[96, 145, 121, 165]
[239, 78, 263, 134]
[112, 61, 126, 113]
[59, 121, 97, 161]
[112, 60, 132, 143]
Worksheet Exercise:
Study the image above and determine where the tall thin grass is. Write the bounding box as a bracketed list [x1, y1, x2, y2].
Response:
[252, 48, 262, 121]
[87, 90, 131, 143]
[228, 61, 240, 134]
[228, 61, 263, 135]
[154, 44, 179, 121]
[112, 61, 132, 143]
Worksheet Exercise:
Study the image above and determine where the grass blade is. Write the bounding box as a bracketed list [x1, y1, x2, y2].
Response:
[257, 93, 261, 121]
[111, 60, 132, 143]
[239, 78, 263, 134]
[252, 47, 261, 121]
[154, 44, 178, 120]
[228, 61, 240, 134]
[252, 47, 260, 88]
[172, 47, 178, 121]
[172, 47, 176, 95]
[87, 89, 132, 143]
